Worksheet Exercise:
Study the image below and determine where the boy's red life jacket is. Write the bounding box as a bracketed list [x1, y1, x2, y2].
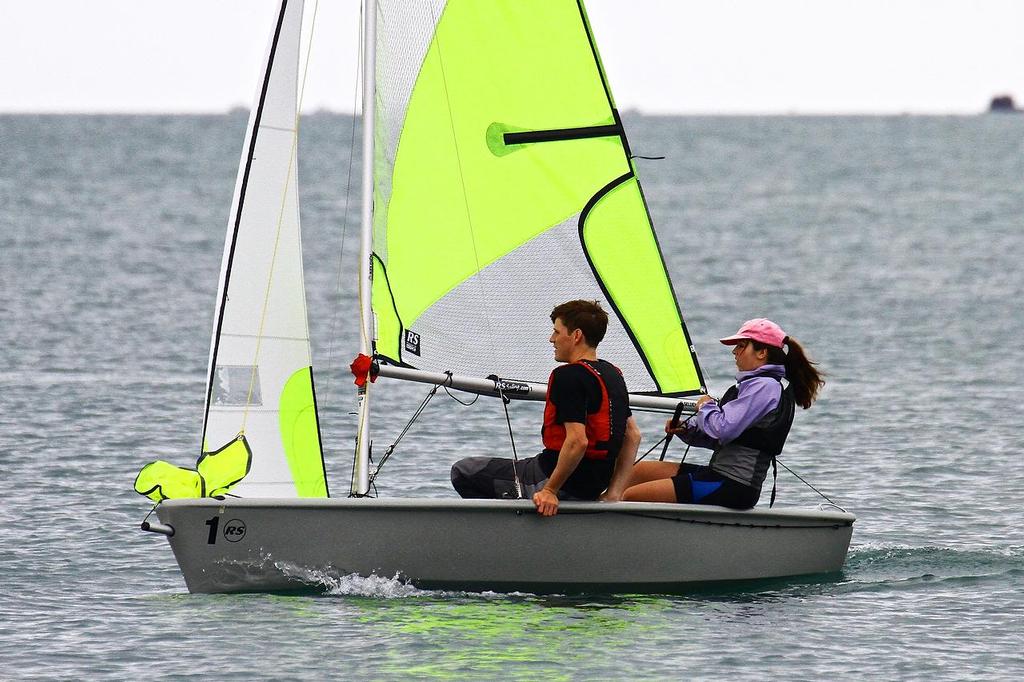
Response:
[541, 360, 627, 460]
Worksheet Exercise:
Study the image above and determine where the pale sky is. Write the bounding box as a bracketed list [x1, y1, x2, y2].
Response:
[2, 0, 1022, 114]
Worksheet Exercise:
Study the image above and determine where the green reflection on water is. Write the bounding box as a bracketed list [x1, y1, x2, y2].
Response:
[351, 595, 671, 680]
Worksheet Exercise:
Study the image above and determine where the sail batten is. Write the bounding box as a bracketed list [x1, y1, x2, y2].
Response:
[503, 123, 623, 145]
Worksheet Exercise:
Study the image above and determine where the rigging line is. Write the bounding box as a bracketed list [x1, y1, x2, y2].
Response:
[322, 4, 364, 402]
[634, 433, 668, 462]
[443, 385, 479, 406]
[437, 369, 479, 405]
[678, 440, 693, 465]
[491, 376, 524, 499]
[361, 370, 483, 489]
[141, 501, 162, 524]
[658, 403, 686, 461]
[425, 2, 499, 349]
[367, 383, 441, 486]
[240, 0, 322, 431]
[776, 458, 841, 508]
[668, 413, 695, 464]
[633, 413, 695, 463]
[434, 369, 479, 406]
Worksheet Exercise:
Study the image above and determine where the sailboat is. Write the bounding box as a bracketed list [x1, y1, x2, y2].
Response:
[138, 0, 854, 594]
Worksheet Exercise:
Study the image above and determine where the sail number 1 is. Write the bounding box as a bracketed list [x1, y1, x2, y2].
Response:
[205, 516, 219, 544]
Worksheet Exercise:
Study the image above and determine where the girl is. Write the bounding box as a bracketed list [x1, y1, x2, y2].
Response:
[619, 318, 824, 509]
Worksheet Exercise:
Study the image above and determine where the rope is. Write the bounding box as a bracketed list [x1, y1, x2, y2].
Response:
[366, 382, 441, 488]
[358, 372, 485, 493]
[634, 433, 667, 462]
[626, 395, 844, 509]
[636, 422, 843, 509]
[439, 369, 479, 405]
[634, 412, 695, 463]
[142, 501, 161, 524]
[443, 386, 479, 406]
[776, 458, 843, 508]
[674, 414, 696, 465]
[490, 376, 523, 499]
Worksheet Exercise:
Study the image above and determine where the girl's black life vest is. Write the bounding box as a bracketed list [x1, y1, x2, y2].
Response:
[541, 360, 628, 460]
[708, 377, 795, 506]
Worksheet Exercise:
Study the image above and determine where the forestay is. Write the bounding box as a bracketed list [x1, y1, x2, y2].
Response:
[369, 0, 706, 397]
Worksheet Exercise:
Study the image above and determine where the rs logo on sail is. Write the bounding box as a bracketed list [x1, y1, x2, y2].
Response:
[404, 330, 421, 356]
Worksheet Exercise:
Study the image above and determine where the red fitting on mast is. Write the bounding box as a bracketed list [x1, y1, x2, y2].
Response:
[349, 353, 378, 387]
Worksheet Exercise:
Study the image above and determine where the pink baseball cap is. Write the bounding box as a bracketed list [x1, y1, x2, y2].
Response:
[719, 318, 787, 348]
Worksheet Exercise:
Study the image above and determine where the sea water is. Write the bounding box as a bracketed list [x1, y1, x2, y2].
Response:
[1, 114, 1022, 679]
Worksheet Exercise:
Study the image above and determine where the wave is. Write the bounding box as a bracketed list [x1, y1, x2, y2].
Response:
[318, 574, 539, 601]
[320, 572, 438, 599]
[837, 543, 1024, 589]
[848, 543, 1023, 571]
[254, 558, 439, 598]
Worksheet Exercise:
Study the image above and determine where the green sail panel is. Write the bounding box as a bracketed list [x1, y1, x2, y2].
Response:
[134, 435, 253, 501]
[279, 368, 327, 497]
[372, 0, 703, 396]
[580, 176, 702, 394]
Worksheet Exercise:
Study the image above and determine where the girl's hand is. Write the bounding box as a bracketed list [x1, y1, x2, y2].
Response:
[664, 419, 690, 435]
[695, 395, 716, 410]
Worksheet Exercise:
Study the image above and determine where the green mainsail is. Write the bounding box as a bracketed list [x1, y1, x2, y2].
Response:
[370, 0, 704, 395]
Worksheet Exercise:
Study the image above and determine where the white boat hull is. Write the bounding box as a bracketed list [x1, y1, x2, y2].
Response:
[153, 498, 854, 594]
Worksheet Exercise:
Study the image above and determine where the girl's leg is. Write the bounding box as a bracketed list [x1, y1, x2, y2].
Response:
[622, 478, 677, 503]
[626, 460, 680, 487]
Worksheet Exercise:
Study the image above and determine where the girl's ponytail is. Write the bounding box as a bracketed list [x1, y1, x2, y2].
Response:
[781, 336, 824, 409]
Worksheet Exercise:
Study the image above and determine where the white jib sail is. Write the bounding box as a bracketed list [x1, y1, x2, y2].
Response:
[201, 0, 327, 498]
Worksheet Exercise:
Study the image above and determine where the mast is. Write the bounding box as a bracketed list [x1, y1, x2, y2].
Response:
[353, 0, 376, 496]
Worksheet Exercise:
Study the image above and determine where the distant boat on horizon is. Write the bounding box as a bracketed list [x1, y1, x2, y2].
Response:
[988, 94, 1022, 113]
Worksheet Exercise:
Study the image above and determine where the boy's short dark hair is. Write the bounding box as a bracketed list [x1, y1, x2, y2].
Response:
[550, 300, 609, 348]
